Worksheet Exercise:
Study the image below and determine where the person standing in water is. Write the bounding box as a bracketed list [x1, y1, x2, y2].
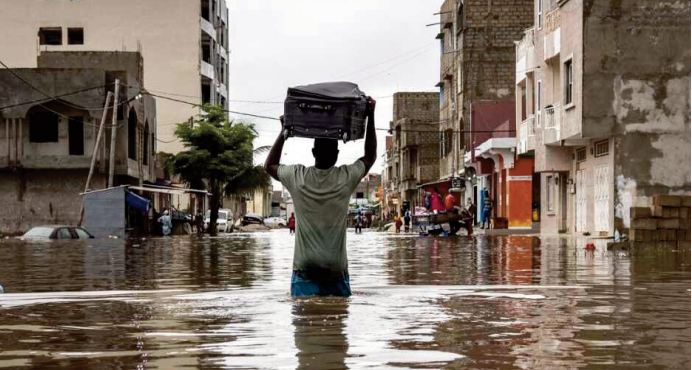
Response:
[264, 99, 376, 297]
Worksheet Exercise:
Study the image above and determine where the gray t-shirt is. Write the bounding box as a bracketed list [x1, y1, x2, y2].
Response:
[278, 160, 366, 272]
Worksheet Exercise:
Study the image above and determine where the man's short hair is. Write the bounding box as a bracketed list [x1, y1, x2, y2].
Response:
[313, 138, 338, 152]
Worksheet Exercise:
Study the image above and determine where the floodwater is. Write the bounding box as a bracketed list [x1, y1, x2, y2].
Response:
[0, 231, 689, 369]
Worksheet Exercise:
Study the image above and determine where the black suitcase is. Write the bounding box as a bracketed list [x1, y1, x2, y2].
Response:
[283, 81, 369, 142]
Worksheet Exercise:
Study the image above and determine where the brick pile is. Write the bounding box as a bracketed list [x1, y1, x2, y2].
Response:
[626, 195, 691, 249]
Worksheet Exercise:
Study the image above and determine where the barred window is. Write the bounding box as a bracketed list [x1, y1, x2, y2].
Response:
[576, 147, 586, 162]
[593, 140, 609, 157]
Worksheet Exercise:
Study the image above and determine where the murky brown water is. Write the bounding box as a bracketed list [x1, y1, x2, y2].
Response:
[0, 232, 689, 369]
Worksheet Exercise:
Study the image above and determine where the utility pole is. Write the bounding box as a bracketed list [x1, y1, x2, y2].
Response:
[108, 78, 120, 187]
[78, 91, 113, 226]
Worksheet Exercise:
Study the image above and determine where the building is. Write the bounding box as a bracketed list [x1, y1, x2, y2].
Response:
[436, 0, 534, 192]
[383, 92, 440, 216]
[0, 51, 158, 234]
[514, 0, 690, 236]
[245, 185, 273, 218]
[0, 0, 229, 153]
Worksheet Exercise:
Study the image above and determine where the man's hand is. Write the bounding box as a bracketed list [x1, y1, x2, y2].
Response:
[264, 116, 286, 181]
[359, 97, 377, 175]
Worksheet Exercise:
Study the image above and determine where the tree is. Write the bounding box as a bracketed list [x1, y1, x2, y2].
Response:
[171, 104, 270, 235]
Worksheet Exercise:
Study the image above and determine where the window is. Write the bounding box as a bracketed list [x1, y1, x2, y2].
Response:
[546, 175, 554, 212]
[74, 228, 91, 239]
[201, 83, 211, 104]
[439, 85, 445, 106]
[28, 108, 59, 142]
[39, 27, 62, 45]
[576, 147, 586, 162]
[356, 192, 364, 199]
[536, 80, 542, 112]
[538, 0, 543, 29]
[68, 116, 84, 155]
[564, 59, 573, 105]
[142, 122, 149, 165]
[56, 228, 72, 240]
[67, 28, 84, 45]
[593, 140, 609, 157]
[127, 110, 137, 160]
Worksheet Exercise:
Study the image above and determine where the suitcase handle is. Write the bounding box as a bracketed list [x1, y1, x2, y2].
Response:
[298, 103, 334, 112]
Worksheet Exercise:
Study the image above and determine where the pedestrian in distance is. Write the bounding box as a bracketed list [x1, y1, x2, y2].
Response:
[403, 208, 411, 233]
[288, 212, 296, 235]
[355, 211, 363, 234]
[430, 188, 445, 213]
[481, 196, 493, 229]
[264, 98, 377, 298]
[158, 209, 173, 236]
[467, 197, 477, 226]
[394, 214, 402, 233]
[194, 211, 204, 236]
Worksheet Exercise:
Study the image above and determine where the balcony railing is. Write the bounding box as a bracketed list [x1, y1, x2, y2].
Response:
[543, 105, 561, 144]
[518, 115, 536, 154]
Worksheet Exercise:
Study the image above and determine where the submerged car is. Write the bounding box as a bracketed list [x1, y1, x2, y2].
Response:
[204, 209, 234, 233]
[20, 226, 94, 240]
[264, 216, 287, 228]
[241, 213, 264, 226]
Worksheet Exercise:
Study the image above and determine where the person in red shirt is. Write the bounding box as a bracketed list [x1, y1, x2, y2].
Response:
[444, 192, 456, 211]
[430, 188, 445, 213]
[287, 212, 296, 235]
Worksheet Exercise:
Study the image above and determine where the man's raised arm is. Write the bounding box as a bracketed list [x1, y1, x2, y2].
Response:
[264, 126, 285, 181]
[359, 98, 377, 174]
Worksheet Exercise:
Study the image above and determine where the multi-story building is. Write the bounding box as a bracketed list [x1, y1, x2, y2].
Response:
[384, 92, 440, 216]
[0, 51, 158, 234]
[436, 0, 533, 192]
[515, 0, 690, 235]
[0, 0, 229, 153]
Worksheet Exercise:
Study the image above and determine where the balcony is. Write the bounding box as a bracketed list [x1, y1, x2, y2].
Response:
[515, 28, 535, 83]
[201, 17, 217, 40]
[200, 60, 215, 80]
[518, 115, 536, 154]
[542, 105, 561, 145]
[543, 9, 560, 61]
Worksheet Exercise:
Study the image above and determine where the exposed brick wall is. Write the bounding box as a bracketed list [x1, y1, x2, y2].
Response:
[458, 0, 534, 148]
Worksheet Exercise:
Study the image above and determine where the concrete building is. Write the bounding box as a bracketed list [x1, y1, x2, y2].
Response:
[515, 0, 690, 236]
[0, 51, 158, 234]
[0, 0, 229, 153]
[384, 92, 440, 216]
[437, 0, 534, 190]
[246, 185, 273, 218]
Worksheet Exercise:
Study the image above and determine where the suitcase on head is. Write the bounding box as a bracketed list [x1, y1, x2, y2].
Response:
[283, 81, 369, 142]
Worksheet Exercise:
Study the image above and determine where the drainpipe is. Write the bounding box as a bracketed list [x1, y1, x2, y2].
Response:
[108, 78, 120, 187]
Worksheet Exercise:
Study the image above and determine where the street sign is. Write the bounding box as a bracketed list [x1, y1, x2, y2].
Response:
[451, 177, 464, 189]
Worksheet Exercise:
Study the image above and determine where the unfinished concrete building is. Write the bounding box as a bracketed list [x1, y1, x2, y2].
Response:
[437, 0, 534, 186]
[515, 0, 690, 236]
[385, 92, 440, 214]
[0, 0, 229, 153]
[0, 51, 157, 234]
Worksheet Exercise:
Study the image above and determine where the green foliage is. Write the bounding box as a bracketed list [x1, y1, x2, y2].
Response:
[170, 104, 270, 234]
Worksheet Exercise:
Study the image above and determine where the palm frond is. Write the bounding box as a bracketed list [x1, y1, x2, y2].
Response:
[253, 145, 271, 156]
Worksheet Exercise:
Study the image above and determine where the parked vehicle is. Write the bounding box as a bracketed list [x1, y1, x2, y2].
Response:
[20, 226, 94, 241]
[241, 213, 264, 226]
[204, 209, 234, 233]
[264, 216, 287, 228]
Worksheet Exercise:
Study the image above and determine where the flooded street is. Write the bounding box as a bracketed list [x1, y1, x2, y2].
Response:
[0, 231, 689, 369]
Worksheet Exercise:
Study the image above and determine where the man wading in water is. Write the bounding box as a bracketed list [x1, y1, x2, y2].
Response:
[264, 100, 376, 297]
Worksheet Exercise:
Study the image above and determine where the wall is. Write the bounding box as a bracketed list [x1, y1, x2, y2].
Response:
[0, 0, 205, 153]
[0, 169, 106, 235]
[582, 0, 691, 231]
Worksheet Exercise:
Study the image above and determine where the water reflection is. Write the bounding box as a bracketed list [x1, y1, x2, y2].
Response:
[0, 231, 688, 369]
[293, 299, 349, 369]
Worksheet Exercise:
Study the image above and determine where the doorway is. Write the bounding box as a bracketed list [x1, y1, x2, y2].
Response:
[68, 116, 84, 155]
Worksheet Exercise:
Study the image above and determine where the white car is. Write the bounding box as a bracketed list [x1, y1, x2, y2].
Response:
[264, 216, 287, 228]
[204, 209, 234, 233]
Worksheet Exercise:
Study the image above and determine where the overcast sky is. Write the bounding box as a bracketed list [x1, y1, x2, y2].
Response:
[228, 0, 440, 180]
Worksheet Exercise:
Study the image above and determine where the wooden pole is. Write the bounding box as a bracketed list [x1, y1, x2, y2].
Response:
[108, 78, 120, 187]
[78, 91, 113, 226]
[84, 91, 113, 193]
